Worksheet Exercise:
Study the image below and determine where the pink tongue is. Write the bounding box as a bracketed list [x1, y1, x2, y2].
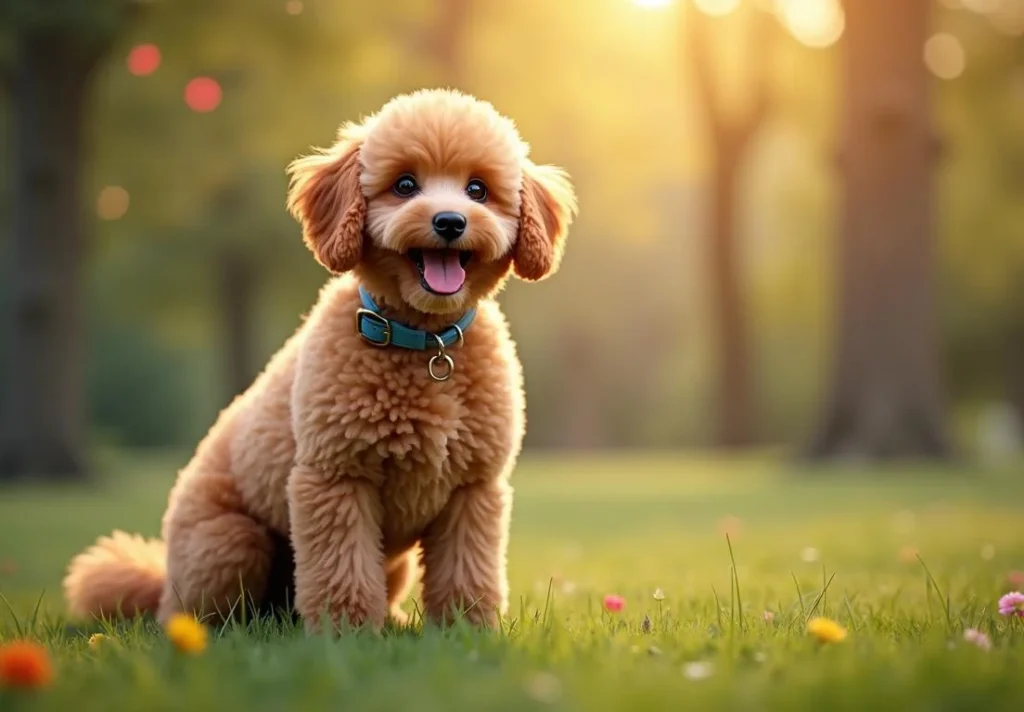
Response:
[421, 250, 466, 294]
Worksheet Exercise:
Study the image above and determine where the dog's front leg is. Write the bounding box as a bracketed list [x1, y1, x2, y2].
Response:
[287, 465, 388, 633]
[421, 480, 512, 629]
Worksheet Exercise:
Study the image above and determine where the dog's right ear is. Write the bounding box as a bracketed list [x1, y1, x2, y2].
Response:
[286, 129, 366, 274]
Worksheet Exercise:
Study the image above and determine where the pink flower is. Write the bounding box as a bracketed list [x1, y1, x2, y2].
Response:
[963, 628, 992, 651]
[1007, 571, 1024, 587]
[603, 594, 625, 613]
[998, 591, 1024, 617]
[762, 610, 775, 623]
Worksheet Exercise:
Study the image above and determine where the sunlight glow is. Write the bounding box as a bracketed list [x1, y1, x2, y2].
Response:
[632, 0, 673, 8]
[97, 187, 130, 221]
[695, 0, 740, 16]
[775, 0, 845, 48]
[924, 33, 966, 80]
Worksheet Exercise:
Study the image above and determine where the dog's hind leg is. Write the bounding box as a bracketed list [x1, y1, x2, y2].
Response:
[157, 465, 277, 626]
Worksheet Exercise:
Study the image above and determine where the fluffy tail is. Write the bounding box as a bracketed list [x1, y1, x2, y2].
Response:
[63, 530, 167, 620]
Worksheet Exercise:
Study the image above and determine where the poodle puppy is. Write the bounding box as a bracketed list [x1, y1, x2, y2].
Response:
[63, 88, 577, 632]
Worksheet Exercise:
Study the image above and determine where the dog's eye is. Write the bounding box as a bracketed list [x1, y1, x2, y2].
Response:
[393, 174, 419, 197]
[465, 179, 487, 203]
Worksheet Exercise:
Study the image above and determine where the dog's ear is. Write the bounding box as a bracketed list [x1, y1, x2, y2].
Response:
[513, 161, 578, 282]
[286, 130, 366, 274]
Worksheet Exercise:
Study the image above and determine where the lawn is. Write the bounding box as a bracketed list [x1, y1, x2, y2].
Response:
[2, 450, 1024, 711]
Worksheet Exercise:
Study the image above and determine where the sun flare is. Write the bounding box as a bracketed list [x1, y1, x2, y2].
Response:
[632, 0, 673, 9]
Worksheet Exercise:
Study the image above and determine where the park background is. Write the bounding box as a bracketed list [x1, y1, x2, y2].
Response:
[0, 0, 1022, 467]
[2, 2, 1024, 708]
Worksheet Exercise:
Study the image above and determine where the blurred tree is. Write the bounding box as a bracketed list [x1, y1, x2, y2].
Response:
[680, 2, 776, 448]
[937, 5, 1024, 435]
[807, 0, 951, 460]
[92, 0, 376, 406]
[0, 0, 146, 480]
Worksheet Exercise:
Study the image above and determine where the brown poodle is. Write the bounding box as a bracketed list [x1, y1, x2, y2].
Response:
[63, 88, 577, 632]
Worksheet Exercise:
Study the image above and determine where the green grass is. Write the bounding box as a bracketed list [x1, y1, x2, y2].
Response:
[2, 451, 1024, 711]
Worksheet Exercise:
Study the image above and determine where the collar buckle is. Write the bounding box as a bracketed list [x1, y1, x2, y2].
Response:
[355, 308, 392, 347]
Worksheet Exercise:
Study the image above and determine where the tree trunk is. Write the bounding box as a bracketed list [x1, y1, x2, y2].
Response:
[806, 0, 951, 461]
[682, 5, 771, 449]
[709, 149, 754, 448]
[218, 250, 258, 401]
[0, 33, 103, 481]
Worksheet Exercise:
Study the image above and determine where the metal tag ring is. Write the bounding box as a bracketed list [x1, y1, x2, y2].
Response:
[428, 352, 455, 382]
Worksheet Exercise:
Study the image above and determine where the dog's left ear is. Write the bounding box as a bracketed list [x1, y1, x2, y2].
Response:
[513, 161, 578, 282]
[286, 127, 366, 274]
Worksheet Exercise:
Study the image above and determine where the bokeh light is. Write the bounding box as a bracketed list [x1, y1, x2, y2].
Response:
[96, 186, 130, 221]
[924, 33, 966, 80]
[989, 2, 1024, 35]
[184, 77, 222, 113]
[127, 44, 161, 77]
[694, 0, 740, 17]
[285, 0, 303, 15]
[776, 0, 845, 48]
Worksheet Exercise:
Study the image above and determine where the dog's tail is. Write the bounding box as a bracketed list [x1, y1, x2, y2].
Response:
[63, 530, 166, 620]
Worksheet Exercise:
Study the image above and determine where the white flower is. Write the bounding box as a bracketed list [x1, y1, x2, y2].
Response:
[524, 672, 562, 704]
[682, 661, 714, 680]
[801, 547, 820, 563]
[653, 588, 665, 601]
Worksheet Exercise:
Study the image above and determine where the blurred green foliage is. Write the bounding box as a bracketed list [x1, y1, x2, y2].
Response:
[0, 0, 1020, 452]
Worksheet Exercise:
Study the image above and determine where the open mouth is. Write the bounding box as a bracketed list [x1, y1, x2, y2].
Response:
[407, 248, 473, 295]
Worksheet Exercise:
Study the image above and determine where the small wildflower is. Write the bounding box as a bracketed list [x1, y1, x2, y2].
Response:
[523, 671, 562, 704]
[165, 613, 208, 655]
[603, 594, 625, 613]
[801, 547, 820, 563]
[561, 580, 577, 596]
[0, 641, 53, 689]
[641, 614, 652, 633]
[998, 591, 1024, 617]
[682, 661, 714, 680]
[806, 616, 847, 643]
[652, 588, 665, 601]
[963, 628, 992, 651]
[718, 515, 742, 538]
[87, 633, 110, 650]
[647, 645, 662, 656]
[762, 610, 775, 623]
[753, 651, 767, 663]
[1008, 571, 1024, 587]
[899, 545, 919, 563]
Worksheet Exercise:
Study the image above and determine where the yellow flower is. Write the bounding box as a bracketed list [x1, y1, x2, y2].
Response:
[164, 613, 208, 655]
[807, 616, 847, 643]
[87, 633, 110, 650]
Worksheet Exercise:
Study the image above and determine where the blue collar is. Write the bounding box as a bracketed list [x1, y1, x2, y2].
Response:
[355, 286, 476, 350]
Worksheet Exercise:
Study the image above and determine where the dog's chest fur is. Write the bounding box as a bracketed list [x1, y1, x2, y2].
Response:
[292, 289, 524, 550]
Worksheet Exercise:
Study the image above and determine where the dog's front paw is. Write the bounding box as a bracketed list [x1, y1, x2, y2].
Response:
[300, 594, 387, 635]
[428, 594, 501, 630]
[303, 602, 387, 635]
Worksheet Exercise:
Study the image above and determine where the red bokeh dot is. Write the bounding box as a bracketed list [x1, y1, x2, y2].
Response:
[184, 77, 222, 113]
[127, 44, 161, 76]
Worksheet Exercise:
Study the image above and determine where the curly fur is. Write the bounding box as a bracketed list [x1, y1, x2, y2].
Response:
[63, 88, 577, 632]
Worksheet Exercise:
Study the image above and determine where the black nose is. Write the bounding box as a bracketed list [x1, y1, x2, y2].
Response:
[432, 211, 467, 242]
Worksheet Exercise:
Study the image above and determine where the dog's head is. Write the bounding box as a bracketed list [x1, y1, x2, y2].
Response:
[286, 89, 577, 316]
